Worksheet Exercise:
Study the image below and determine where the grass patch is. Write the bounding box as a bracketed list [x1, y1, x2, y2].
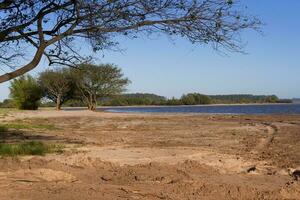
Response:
[1, 122, 58, 131]
[0, 108, 15, 114]
[0, 108, 15, 118]
[0, 141, 64, 156]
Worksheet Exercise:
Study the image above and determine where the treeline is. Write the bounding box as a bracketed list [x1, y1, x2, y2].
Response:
[292, 98, 300, 104]
[100, 93, 212, 106]
[0, 65, 292, 109]
[1, 91, 292, 109]
[101, 93, 292, 106]
[209, 94, 292, 104]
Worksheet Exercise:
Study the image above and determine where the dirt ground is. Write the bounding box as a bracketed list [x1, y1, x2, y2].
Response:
[0, 109, 299, 200]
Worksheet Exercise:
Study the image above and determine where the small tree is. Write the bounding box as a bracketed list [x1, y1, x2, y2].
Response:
[73, 64, 130, 110]
[181, 93, 212, 105]
[193, 93, 212, 104]
[265, 95, 279, 103]
[38, 68, 75, 110]
[9, 75, 43, 110]
[181, 94, 197, 105]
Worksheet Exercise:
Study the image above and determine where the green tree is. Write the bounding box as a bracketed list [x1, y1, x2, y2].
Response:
[0, 99, 14, 108]
[38, 68, 75, 110]
[181, 94, 196, 105]
[193, 93, 212, 104]
[9, 75, 43, 110]
[181, 93, 212, 105]
[265, 95, 279, 103]
[72, 64, 130, 110]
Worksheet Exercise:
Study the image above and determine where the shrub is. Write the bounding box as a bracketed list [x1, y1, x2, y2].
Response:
[0, 99, 14, 108]
[181, 93, 212, 105]
[0, 141, 63, 156]
[264, 95, 279, 103]
[9, 75, 43, 110]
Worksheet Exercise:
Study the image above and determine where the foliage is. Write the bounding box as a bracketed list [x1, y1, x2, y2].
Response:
[276, 99, 293, 103]
[264, 95, 279, 103]
[1, 122, 58, 131]
[72, 64, 130, 110]
[210, 94, 281, 104]
[181, 93, 212, 105]
[0, 141, 63, 156]
[0, 0, 261, 83]
[38, 68, 75, 110]
[101, 93, 291, 106]
[0, 99, 14, 108]
[9, 75, 43, 110]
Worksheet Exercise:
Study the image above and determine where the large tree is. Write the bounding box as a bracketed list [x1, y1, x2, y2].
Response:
[72, 64, 130, 110]
[0, 0, 260, 83]
[38, 68, 75, 110]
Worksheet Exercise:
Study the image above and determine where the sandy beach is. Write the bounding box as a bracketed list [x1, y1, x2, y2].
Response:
[0, 109, 299, 199]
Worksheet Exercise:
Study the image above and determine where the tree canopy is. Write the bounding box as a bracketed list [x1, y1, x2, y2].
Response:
[9, 75, 43, 110]
[181, 93, 212, 105]
[72, 63, 130, 110]
[0, 0, 261, 83]
[38, 68, 75, 110]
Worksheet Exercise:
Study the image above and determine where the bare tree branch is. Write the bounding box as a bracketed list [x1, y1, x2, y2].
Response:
[0, 0, 262, 83]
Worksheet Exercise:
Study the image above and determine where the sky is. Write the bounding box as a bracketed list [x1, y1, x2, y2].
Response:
[1, 0, 300, 100]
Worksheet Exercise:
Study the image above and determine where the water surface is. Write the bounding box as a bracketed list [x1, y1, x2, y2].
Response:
[104, 104, 300, 115]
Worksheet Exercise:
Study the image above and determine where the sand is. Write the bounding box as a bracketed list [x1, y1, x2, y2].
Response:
[0, 109, 299, 199]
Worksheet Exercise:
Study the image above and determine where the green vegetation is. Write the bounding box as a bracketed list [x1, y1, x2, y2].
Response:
[1, 122, 58, 131]
[39, 68, 76, 110]
[0, 108, 15, 117]
[71, 64, 130, 110]
[1, 91, 293, 108]
[0, 99, 14, 108]
[9, 75, 43, 110]
[2, 69, 292, 109]
[0, 123, 63, 157]
[181, 93, 212, 105]
[0, 141, 63, 156]
[209, 94, 291, 104]
[4, 63, 130, 111]
[101, 93, 292, 106]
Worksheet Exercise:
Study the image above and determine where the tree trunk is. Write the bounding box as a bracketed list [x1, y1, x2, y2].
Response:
[56, 94, 61, 110]
[88, 102, 96, 111]
[88, 104, 95, 111]
[87, 95, 97, 111]
[87, 93, 96, 111]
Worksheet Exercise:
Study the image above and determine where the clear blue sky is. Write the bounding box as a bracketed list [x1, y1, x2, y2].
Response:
[1, 0, 299, 100]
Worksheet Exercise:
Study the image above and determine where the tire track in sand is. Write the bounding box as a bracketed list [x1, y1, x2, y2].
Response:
[251, 122, 278, 154]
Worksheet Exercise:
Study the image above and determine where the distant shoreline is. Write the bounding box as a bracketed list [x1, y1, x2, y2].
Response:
[102, 102, 296, 108]
[57, 102, 298, 110]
